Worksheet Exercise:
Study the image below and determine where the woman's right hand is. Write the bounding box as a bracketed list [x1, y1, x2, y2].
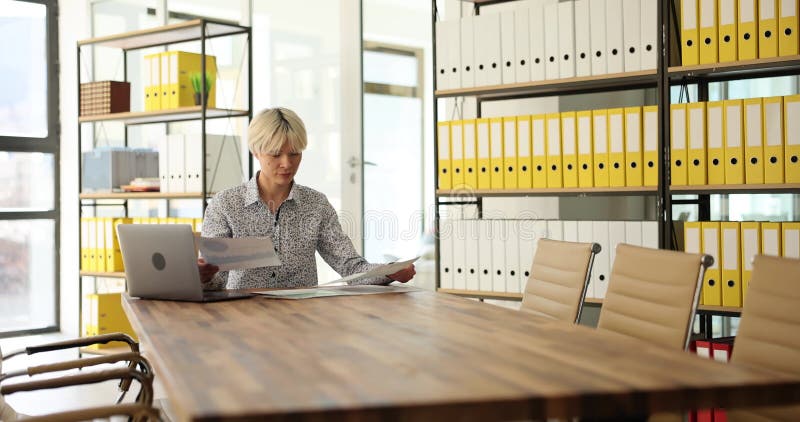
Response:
[197, 258, 219, 283]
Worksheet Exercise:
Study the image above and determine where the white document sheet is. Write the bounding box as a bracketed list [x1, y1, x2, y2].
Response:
[198, 237, 281, 271]
[319, 256, 420, 286]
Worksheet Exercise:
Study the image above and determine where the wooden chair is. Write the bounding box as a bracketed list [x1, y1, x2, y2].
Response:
[520, 239, 601, 323]
[0, 333, 158, 421]
[726, 255, 800, 421]
[598, 243, 713, 351]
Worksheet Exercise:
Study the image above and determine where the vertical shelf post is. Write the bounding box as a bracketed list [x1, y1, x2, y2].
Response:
[658, 0, 673, 249]
[248, 28, 254, 178]
[201, 21, 208, 213]
[432, 0, 441, 291]
[76, 43, 83, 336]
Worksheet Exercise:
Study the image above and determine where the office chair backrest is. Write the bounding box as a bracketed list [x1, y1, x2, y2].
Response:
[597, 243, 712, 350]
[521, 239, 601, 323]
[727, 255, 800, 422]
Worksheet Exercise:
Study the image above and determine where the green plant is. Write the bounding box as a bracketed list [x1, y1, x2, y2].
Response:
[189, 72, 213, 94]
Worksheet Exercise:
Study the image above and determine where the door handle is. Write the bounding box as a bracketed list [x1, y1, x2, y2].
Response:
[347, 156, 378, 168]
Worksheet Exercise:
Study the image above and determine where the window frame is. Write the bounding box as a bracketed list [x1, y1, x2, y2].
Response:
[0, 0, 60, 338]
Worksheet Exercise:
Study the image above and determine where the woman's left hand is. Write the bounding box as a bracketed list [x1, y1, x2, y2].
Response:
[387, 264, 416, 283]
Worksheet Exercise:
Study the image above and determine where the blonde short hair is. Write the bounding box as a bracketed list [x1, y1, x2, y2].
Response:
[248, 107, 308, 155]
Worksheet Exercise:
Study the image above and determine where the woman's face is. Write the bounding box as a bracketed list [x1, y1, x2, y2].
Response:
[255, 141, 302, 187]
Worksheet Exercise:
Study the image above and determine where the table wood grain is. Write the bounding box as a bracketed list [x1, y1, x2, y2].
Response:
[122, 290, 800, 421]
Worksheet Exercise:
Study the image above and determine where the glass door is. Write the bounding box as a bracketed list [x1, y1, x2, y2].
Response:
[362, 44, 425, 268]
[253, 0, 363, 282]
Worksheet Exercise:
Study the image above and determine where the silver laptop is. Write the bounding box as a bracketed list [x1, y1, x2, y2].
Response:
[116, 224, 252, 302]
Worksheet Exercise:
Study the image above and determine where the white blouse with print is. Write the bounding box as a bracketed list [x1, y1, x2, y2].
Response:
[201, 175, 388, 290]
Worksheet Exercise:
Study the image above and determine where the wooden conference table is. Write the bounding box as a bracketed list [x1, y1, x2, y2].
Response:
[122, 288, 800, 421]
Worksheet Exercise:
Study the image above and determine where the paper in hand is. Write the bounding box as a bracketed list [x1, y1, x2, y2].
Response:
[319, 256, 420, 286]
[198, 237, 281, 271]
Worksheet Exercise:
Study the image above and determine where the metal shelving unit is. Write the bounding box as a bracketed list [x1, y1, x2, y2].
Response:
[665, 55, 800, 238]
[77, 18, 253, 345]
[664, 27, 800, 241]
[78, 19, 252, 210]
[664, 25, 800, 335]
[433, 0, 798, 323]
[432, 0, 669, 304]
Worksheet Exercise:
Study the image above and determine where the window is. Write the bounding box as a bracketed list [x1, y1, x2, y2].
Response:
[0, 0, 59, 337]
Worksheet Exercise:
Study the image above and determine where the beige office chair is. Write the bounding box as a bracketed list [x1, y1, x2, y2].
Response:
[520, 239, 601, 323]
[597, 243, 713, 351]
[0, 333, 157, 421]
[726, 255, 800, 422]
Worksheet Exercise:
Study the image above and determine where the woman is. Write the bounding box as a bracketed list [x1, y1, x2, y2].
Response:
[198, 107, 415, 289]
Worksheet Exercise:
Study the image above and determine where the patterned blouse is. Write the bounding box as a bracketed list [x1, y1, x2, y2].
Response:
[201, 174, 388, 290]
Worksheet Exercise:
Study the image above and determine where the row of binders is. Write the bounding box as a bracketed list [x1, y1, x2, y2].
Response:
[682, 220, 799, 307]
[435, 0, 657, 91]
[80, 217, 203, 273]
[438, 219, 658, 299]
[681, 0, 800, 66]
[157, 134, 243, 194]
[143, 51, 217, 111]
[437, 106, 659, 191]
[670, 95, 800, 186]
[82, 293, 138, 350]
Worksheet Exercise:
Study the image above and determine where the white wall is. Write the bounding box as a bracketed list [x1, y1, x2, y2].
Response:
[58, 0, 91, 337]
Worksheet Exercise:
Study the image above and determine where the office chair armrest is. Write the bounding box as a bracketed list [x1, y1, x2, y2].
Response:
[25, 352, 152, 377]
[26, 333, 139, 355]
[3, 333, 139, 360]
[1, 367, 154, 406]
[1, 352, 144, 378]
[18, 403, 159, 422]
